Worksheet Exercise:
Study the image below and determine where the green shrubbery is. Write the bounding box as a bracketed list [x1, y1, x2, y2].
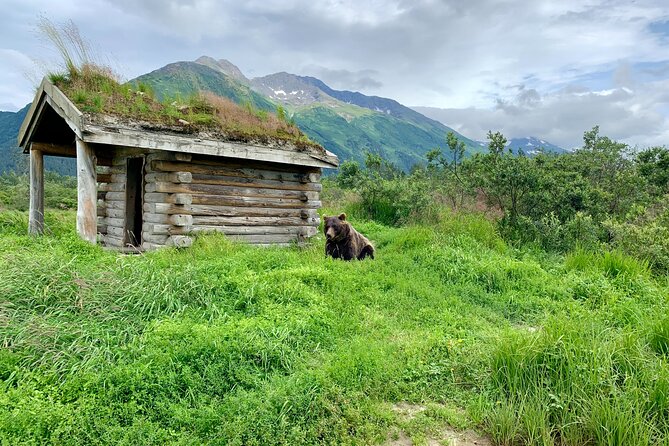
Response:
[330, 127, 669, 273]
[0, 172, 77, 211]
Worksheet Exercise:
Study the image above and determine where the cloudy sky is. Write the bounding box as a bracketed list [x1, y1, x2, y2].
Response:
[1, 0, 669, 148]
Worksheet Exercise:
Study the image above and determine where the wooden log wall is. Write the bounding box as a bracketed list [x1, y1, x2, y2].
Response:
[97, 149, 323, 251]
[145, 153, 322, 247]
[97, 153, 129, 249]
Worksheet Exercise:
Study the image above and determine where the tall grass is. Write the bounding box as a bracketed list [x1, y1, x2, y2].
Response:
[1, 210, 668, 444]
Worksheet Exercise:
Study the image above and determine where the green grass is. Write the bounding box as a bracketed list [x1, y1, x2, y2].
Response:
[1, 210, 668, 444]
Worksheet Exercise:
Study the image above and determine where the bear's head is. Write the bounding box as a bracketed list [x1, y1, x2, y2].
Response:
[323, 213, 350, 242]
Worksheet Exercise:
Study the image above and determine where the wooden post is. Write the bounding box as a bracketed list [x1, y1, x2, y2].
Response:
[28, 147, 44, 235]
[76, 138, 97, 243]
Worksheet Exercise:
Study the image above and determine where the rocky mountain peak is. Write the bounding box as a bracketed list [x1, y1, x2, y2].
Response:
[194, 56, 250, 84]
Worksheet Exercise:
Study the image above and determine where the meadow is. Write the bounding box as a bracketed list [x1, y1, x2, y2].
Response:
[1, 205, 668, 445]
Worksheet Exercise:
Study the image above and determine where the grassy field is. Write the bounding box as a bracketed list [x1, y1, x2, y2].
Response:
[1, 209, 669, 445]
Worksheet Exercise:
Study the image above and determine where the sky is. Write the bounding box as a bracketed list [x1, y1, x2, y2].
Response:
[1, 0, 669, 149]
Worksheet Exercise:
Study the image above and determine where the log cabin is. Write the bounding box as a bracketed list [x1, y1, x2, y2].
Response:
[18, 77, 339, 251]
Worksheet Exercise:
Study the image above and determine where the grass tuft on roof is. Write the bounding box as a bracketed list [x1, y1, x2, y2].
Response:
[39, 18, 322, 151]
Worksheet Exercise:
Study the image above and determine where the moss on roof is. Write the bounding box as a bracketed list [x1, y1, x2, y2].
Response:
[50, 64, 324, 152]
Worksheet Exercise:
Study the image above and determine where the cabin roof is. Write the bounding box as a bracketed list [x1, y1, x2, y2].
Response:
[18, 78, 339, 169]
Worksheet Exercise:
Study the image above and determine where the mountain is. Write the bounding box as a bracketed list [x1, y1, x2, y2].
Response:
[134, 61, 276, 113]
[194, 56, 250, 85]
[250, 70, 484, 167]
[0, 105, 75, 175]
[472, 136, 568, 156]
[504, 137, 568, 155]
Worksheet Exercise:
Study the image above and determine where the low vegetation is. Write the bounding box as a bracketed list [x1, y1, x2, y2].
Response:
[1, 200, 669, 444]
[328, 127, 669, 273]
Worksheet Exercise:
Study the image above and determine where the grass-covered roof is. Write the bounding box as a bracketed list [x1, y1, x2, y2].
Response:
[50, 64, 324, 152]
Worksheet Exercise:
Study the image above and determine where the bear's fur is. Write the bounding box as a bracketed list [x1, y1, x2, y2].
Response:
[323, 213, 375, 261]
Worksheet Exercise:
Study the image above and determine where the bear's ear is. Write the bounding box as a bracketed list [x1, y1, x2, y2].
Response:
[338, 213, 347, 221]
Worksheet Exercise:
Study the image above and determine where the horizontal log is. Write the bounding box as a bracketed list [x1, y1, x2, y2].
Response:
[188, 155, 323, 174]
[98, 182, 125, 193]
[191, 194, 321, 209]
[192, 225, 318, 236]
[145, 182, 318, 201]
[146, 152, 192, 163]
[141, 241, 167, 251]
[145, 172, 192, 184]
[142, 203, 318, 219]
[104, 208, 126, 219]
[143, 233, 170, 245]
[99, 200, 125, 211]
[30, 142, 75, 157]
[105, 192, 126, 202]
[105, 217, 125, 228]
[143, 193, 193, 205]
[106, 226, 125, 238]
[111, 174, 127, 183]
[104, 235, 126, 248]
[143, 213, 193, 226]
[191, 216, 319, 226]
[189, 173, 321, 192]
[144, 223, 192, 236]
[152, 160, 320, 183]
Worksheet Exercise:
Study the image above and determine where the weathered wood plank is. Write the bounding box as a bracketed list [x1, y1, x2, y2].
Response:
[30, 142, 76, 158]
[191, 194, 321, 209]
[143, 233, 170, 245]
[145, 181, 319, 201]
[192, 225, 318, 236]
[145, 172, 192, 183]
[105, 217, 125, 228]
[106, 226, 125, 238]
[104, 235, 126, 248]
[142, 203, 319, 218]
[76, 139, 97, 244]
[188, 173, 321, 192]
[97, 182, 125, 192]
[191, 216, 319, 226]
[152, 160, 321, 183]
[143, 213, 193, 226]
[28, 148, 44, 235]
[143, 192, 193, 205]
[144, 223, 192, 235]
[82, 125, 339, 168]
[146, 152, 192, 163]
[101, 200, 125, 211]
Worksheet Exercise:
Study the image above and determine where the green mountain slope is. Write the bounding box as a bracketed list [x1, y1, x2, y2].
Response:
[292, 104, 474, 168]
[0, 106, 75, 175]
[136, 60, 484, 170]
[133, 61, 276, 113]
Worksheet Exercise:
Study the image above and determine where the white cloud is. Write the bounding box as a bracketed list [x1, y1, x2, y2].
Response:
[0, 0, 668, 143]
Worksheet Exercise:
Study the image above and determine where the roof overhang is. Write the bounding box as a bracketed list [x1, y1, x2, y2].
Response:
[19, 78, 339, 169]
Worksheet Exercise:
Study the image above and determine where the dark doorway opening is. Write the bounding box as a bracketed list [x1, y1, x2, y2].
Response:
[124, 157, 145, 247]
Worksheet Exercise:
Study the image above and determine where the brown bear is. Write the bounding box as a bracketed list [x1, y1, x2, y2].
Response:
[323, 213, 375, 260]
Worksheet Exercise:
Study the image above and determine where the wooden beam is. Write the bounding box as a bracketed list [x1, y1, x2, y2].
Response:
[28, 148, 44, 235]
[76, 138, 97, 244]
[82, 124, 339, 169]
[30, 142, 76, 158]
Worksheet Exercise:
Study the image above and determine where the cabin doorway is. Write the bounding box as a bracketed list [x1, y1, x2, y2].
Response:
[124, 157, 145, 247]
